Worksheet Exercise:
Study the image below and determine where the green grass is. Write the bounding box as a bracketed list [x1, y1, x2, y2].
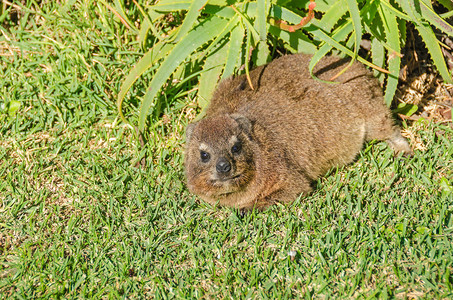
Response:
[1, 1, 453, 298]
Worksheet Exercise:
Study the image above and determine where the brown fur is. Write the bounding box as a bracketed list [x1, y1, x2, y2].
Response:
[185, 53, 412, 210]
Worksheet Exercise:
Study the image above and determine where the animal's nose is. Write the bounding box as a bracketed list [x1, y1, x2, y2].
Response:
[216, 158, 231, 174]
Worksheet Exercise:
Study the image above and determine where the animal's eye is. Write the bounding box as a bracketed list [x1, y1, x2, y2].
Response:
[231, 142, 242, 154]
[200, 151, 210, 162]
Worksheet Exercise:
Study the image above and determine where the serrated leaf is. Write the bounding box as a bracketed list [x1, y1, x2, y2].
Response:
[198, 39, 230, 108]
[173, 0, 209, 43]
[255, 40, 270, 66]
[311, 0, 342, 13]
[149, 0, 191, 9]
[345, 0, 361, 57]
[306, 23, 390, 78]
[364, 22, 401, 56]
[309, 22, 353, 82]
[361, 0, 380, 23]
[138, 15, 230, 130]
[363, 3, 403, 63]
[222, 24, 246, 79]
[148, 2, 236, 19]
[198, 49, 228, 109]
[379, 4, 401, 106]
[256, 0, 267, 42]
[232, 4, 260, 42]
[437, 0, 453, 10]
[268, 4, 307, 28]
[200, 15, 240, 60]
[419, 0, 453, 36]
[371, 37, 385, 83]
[208, 0, 230, 5]
[268, 26, 317, 54]
[380, 1, 411, 21]
[318, 0, 348, 32]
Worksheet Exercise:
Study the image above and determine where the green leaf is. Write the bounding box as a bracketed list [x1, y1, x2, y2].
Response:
[440, 10, 453, 20]
[311, 0, 343, 12]
[256, 0, 267, 42]
[399, 0, 452, 83]
[268, 4, 335, 47]
[379, 1, 411, 21]
[437, 0, 453, 10]
[268, 26, 317, 54]
[361, 0, 380, 24]
[199, 14, 240, 60]
[198, 39, 230, 108]
[371, 37, 385, 83]
[173, 0, 209, 42]
[309, 22, 353, 81]
[232, 4, 260, 42]
[345, 0, 362, 57]
[393, 103, 418, 116]
[8, 100, 21, 116]
[419, 0, 453, 37]
[255, 40, 270, 66]
[440, 177, 453, 194]
[207, 0, 230, 5]
[379, 4, 401, 106]
[268, 4, 308, 28]
[138, 15, 230, 130]
[363, 22, 400, 56]
[362, 2, 403, 56]
[148, 2, 235, 19]
[269, 4, 387, 73]
[415, 226, 431, 235]
[221, 24, 246, 79]
[317, 0, 348, 32]
[307, 22, 390, 80]
[148, 0, 191, 11]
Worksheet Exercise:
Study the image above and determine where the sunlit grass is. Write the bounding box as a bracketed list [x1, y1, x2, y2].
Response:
[0, 1, 452, 298]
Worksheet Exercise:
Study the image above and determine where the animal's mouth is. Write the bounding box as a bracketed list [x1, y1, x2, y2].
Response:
[218, 174, 241, 182]
[209, 174, 242, 186]
[208, 174, 246, 196]
[219, 191, 234, 196]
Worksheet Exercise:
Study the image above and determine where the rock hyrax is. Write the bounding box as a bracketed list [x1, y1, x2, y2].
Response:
[185, 53, 412, 210]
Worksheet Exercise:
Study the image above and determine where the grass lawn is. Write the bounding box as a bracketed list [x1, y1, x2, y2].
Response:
[1, 1, 452, 298]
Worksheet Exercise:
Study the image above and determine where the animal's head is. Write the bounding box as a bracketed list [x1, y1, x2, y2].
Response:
[184, 114, 256, 201]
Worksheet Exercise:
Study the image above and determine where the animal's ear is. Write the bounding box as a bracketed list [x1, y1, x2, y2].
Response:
[186, 122, 197, 142]
[231, 114, 252, 135]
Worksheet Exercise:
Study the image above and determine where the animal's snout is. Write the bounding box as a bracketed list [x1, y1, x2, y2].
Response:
[216, 157, 231, 174]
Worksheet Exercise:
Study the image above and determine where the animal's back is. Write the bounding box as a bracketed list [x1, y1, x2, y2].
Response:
[207, 53, 393, 178]
[206, 53, 385, 118]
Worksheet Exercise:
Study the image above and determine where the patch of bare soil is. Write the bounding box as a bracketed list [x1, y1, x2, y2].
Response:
[396, 23, 453, 124]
